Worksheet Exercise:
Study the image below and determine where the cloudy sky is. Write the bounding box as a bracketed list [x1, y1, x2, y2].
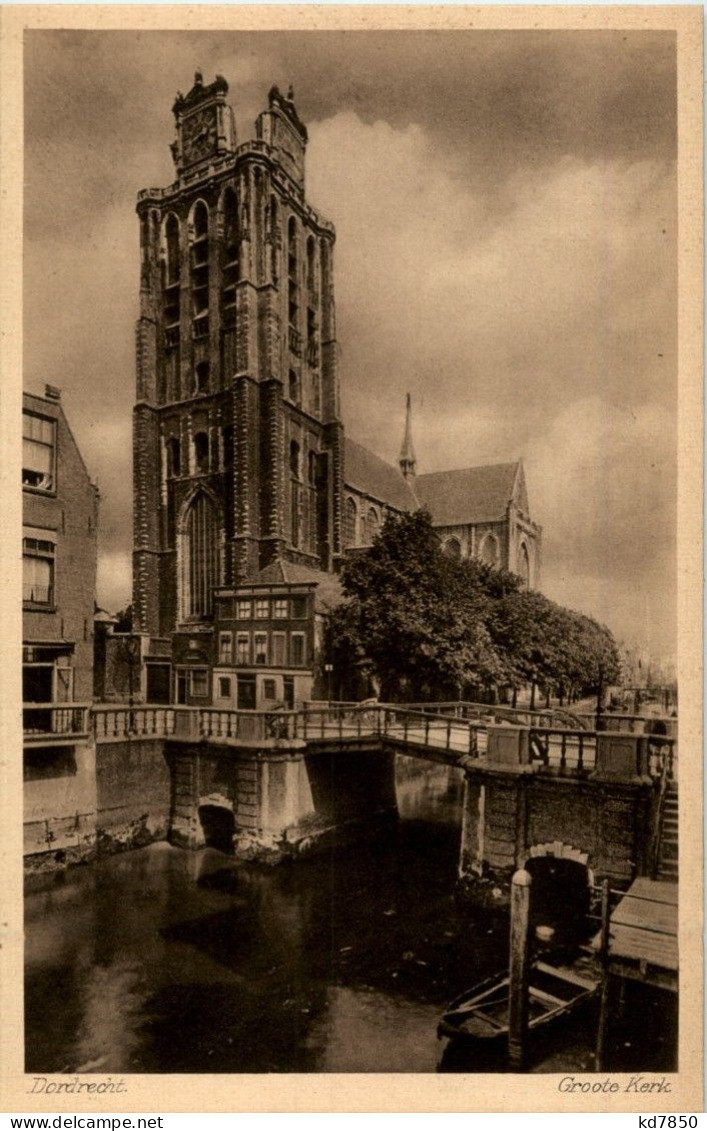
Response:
[24, 29, 677, 660]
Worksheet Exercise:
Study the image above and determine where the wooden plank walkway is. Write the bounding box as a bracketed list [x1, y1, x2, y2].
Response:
[594, 877, 678, 990]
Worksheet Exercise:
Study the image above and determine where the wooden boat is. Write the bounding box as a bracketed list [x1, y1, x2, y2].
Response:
[437, 958, 598, 1043]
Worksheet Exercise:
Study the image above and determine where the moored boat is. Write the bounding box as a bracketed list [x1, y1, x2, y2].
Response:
[437, 958, 599, 1043]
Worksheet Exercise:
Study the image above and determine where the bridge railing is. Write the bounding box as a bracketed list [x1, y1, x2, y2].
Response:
[24, 703, 91, 742]
[527, 727, 597, 773]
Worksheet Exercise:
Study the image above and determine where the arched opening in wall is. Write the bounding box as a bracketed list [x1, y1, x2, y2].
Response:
[198, 803, 235, 855]
[194, 431, 209, 474]
[480, 533, 500, 567]
[344, 496, 357, 548]
[519, 542, 531, 589]
[366, 507, 380, 544]
[181, 491, 220, 620]
[443, 537, 462, 560]
[195, 361, 210, 393]
[524, 854, 592, 949]
[193, 199, 209, 241]
[167, 436, 181, 477]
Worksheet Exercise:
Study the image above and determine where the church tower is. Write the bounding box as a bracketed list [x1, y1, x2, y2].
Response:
[132, 74, 342, 647]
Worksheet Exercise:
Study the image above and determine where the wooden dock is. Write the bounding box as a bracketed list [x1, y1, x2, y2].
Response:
[595, 877, 678, 992]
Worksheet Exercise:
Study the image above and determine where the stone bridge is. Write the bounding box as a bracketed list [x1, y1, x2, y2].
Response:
[83, 702, 677, 886]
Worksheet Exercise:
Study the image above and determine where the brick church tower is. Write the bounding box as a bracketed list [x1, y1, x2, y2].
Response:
[132, 74, 344, 703]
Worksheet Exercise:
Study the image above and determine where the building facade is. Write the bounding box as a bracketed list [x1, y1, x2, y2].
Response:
[22, 385, 99, 862]
[131, 74, 542, 708]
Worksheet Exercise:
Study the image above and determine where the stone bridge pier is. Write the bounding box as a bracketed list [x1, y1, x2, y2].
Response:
[458, 726, 656, 887]
[167, 738, 398, 859]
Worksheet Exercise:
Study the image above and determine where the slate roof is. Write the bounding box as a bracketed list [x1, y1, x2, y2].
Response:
[344, 438, 418, 512]
[415, 462, 521, 527]
[251, 560, 344, 613]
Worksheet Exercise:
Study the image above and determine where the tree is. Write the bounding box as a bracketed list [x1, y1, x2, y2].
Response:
[329, 510, 504, 700]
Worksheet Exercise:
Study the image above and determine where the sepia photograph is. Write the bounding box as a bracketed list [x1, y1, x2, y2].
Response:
[1, 4, 703, 1114]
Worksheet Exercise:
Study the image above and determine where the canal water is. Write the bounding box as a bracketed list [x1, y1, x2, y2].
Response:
[24, 757, 675, 1074]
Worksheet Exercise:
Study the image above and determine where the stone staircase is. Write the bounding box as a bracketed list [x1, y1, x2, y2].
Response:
[656, 782, 678, 882]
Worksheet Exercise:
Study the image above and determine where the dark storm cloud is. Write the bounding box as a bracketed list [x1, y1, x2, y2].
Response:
[23, 29, 677, 657]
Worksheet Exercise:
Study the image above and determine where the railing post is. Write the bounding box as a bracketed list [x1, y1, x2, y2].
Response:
[595, 878, 612, 1070]
[508, 868, 532, 1071]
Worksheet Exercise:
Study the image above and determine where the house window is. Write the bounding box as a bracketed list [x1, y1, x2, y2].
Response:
[180, 491, 220, 619]
[273, 598, 288, 619]
[366, 507, 380, 544]
[218, 631, 233, 664]
[189, 668, 208, 697]
[290, 633, 306, 667]
[344, 497, 357, 547]
[291, 595, 307, 619]
[217, 676, 232, 699]
[23, 537, 55, 605]
[254, 633, 268, 665]
[236, 633, 250, 664]
[263, 678, 277, 700]
[22, 413, 55, 492]
[255, 598, 269, 619]
[236, 600, 251, 620]
[272, 632, 286, 666]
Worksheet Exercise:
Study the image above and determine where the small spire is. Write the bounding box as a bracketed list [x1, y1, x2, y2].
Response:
[399, 392, 416, 480]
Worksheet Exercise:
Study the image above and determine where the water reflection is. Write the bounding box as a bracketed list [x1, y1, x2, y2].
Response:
[26, 757, 503, 1073]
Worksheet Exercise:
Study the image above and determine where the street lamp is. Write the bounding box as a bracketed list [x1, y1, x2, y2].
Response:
[324, 662, 333, 704]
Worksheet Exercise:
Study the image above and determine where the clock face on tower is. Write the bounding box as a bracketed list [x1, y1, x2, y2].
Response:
[182, 108, 218, 164]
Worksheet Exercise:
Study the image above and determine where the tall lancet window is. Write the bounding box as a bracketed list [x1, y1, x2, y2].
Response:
[181, 491, 220, 620]
[191, 200, 209, 340]
[519, 542, 531, 589]
[163, 214, 181, 390]
[222, 188, 239, 329]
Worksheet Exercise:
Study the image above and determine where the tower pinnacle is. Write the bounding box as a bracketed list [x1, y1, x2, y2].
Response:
[399, 393, 416, 480]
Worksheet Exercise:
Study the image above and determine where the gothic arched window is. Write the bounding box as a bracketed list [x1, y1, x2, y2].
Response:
[165, 214, 180, 285]
[222, 188, 239, 327]
[288, 369, 299, 404]
[167, 436, 181, 477]
[366, 507, 380, 544]
[290, 440, 301, 548]
[344, 497, 357, 548]
[480, 533, 500, 567]
[191, 200, 209, 338]
[519, 542, 531, 589]
[194, 431, 209, 473]
[443, 536, 462, 560]
[306, 235, 316, 292]
[181, 491, 220, 620]
[268, 195, 279, 283]
[195, 361, 210, 393]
